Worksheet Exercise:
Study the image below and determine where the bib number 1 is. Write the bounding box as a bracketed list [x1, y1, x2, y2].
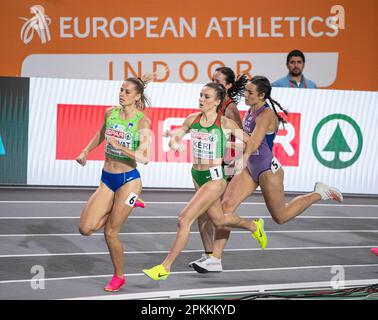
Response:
[271, 157, 282, 174]
[210, 165, 223, 180]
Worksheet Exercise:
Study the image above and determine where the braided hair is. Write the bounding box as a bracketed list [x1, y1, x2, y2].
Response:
[215, 67, 248, 104]
[249, 75, 288, 124]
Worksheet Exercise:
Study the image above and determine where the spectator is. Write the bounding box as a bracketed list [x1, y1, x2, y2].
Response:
[271, 49, 317, 89]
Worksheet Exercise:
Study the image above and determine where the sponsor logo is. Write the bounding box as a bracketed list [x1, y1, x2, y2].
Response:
[105, 128, 125, 139]
[208, 134, 216, 142]
[20, 5, 51, 44]
[56, 104, 300, 166]
[312, 114, 363, 169]
[191, 131, 212, 141]
[272, 113, 301, 167]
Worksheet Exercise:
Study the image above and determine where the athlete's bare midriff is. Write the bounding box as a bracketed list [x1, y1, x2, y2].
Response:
[103, 156, 137, 173]
[192, 158, 223, 171]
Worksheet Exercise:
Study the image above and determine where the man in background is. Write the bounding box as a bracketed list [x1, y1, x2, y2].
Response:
[272, 49, 317, 89]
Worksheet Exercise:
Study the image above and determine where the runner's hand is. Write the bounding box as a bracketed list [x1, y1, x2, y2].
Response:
[108, 137, 122, 150]
[171, 142, 186, 153]
[163, 130, 173, 137]
[76, 151, 88, 166]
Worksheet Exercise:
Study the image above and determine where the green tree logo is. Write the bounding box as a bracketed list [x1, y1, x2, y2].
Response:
[312, 114, 363, 169]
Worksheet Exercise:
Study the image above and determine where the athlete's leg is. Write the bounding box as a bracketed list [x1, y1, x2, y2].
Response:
[196, 180, 236, 255]
[160, 179, 227, 272]
[197, 212, 215, 253]
[259, 168, 321, 224]
[104, 179, 142, 278]
[78, 183, 114, 236]
[212, 168, 258, 258]
[189, 184, 215, 268]
[190, 198, 227, 273]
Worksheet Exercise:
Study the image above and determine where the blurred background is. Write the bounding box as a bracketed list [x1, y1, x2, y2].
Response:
[0, 0, 377, 194]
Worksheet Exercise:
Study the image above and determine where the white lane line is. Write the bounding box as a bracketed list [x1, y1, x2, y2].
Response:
[0, 187, 96, 191]
[1, 215, 378, 219]
[68, 278, 378, 300]
[0, 245, 376, 258]
[1, 230, 378, 237]
[0, 201, 87, 204]
[0, 217, 80, 219]
[1, 264, 378, 285]
[0, 200, 377, 208]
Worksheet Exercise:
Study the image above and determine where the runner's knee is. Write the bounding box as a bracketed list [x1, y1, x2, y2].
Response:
[221, 196, 236, 212]
[78, 224, 93, 236]
[177, 214, 194, 230]
[271, 213, 287, 225]
[213, 221, 226, 229]
[104, 224, 119, 240]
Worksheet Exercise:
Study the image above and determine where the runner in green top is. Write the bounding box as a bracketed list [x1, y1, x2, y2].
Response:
[189, 108, 227, 186]
[105, 107, 145, 162]
[142, 82, 270, 281]
[192, 67, 248, 268]
[76, 76, 152, 292]
[190, 112, 226, 159]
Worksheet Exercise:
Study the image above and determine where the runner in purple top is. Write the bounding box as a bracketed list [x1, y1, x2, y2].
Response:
[243, 103, 277, 183]
[191, 75, 344, 273]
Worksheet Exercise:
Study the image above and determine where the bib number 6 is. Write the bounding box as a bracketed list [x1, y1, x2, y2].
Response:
[125, 192, 139, 207]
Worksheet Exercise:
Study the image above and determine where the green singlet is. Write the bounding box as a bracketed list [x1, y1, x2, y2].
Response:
[104, 107, 144, 162]
[190, 112, 227, 186]
[189, 112, 226, 160]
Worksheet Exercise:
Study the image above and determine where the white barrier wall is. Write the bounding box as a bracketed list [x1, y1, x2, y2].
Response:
[27, 77, 378, 194]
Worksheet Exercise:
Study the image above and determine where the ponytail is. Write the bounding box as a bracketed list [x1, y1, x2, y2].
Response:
[267, 97, 288, 124]
[125, 74, 153, 111]
[215, 67, 248, 104]
[250, 75, 289, 125]
[228, 74, 248, 104]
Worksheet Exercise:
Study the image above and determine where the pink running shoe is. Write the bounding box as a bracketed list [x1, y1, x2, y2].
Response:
[104, 275, 125, 292]
[134, 199, 145, 208]
[370, 248, 378, 257]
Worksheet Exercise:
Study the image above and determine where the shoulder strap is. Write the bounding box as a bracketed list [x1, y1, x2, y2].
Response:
[191, 113, 202, 127]
[107, 106, 119, 119]
[136, 110, 145, 120]
[219, 98, 233, 115]
[215, 111, 222, 127]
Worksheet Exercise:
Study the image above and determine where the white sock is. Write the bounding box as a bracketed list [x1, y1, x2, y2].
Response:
[209, 256, 221, 262]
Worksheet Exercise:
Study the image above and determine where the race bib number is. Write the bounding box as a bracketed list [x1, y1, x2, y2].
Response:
[191, 130, 217, 160]
[271, 157, 282, 174]
[210, 165, 223, 180]
[125, 192, 139, 207]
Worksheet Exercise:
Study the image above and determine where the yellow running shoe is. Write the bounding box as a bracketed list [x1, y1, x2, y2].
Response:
[251, 218, 267, 250]
[143, 264, 170, 281]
